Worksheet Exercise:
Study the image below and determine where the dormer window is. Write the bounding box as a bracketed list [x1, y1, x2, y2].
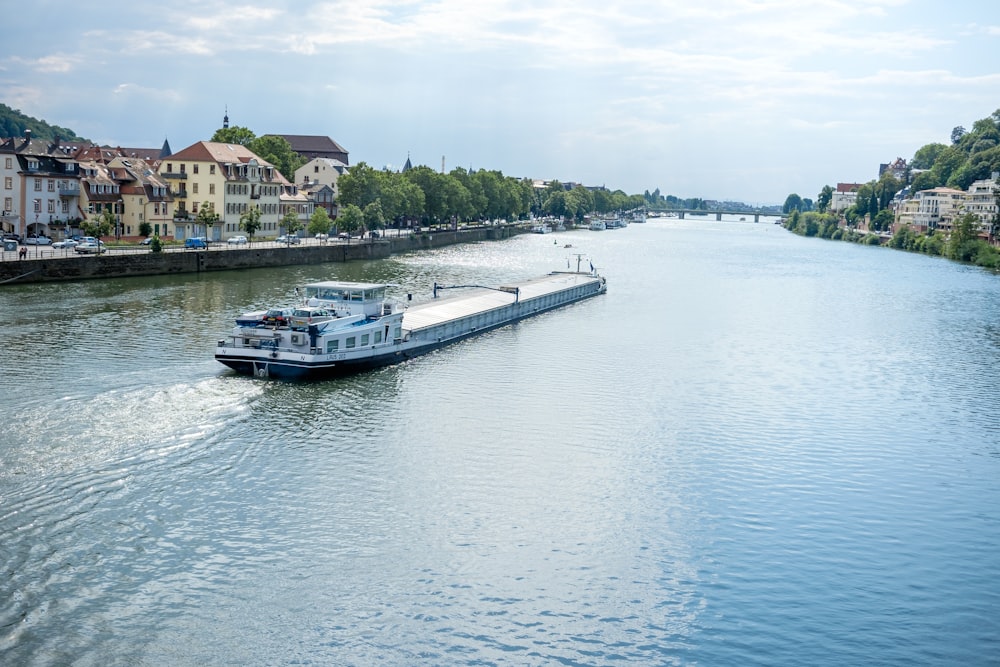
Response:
[27, 159, 39, 171]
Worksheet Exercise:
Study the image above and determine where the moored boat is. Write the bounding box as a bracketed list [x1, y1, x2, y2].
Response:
[216, 267, 607, 380]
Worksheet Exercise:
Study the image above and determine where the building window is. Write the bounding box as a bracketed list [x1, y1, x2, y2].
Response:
[33, 198, 41, 213]
[193, 164, 199, 174]
[193, 183, 199, 194]
[4, 197, 11, 211]
[209, 183, 215, 195]
[48, 180, 55, 192]
[4, 177, 10, 190]
[48, 200, 55, 214]
[4, 158, 10, 169]
[34, 178, 42, 191]
[210, 165, 215, 175]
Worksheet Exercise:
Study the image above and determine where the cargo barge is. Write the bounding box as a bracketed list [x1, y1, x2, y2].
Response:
[215, 267, 607, 380]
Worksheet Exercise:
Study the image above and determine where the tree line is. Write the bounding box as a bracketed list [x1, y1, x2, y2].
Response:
[0, 103, 88, 143]
[335, 162, 645, 231]
[783, 108, 1000, 227]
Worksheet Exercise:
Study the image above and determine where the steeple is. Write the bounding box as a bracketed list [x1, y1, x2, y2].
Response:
[223, 106, 229, 129]
[402, 152, 412, 172]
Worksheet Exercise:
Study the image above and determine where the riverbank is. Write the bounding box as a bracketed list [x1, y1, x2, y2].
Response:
[0, 225, 526, 285]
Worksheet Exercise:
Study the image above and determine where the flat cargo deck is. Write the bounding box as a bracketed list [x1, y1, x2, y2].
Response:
[402, 272, 599, 332]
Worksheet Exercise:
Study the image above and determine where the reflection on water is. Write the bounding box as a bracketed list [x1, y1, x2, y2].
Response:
[2, 221, 999, 665]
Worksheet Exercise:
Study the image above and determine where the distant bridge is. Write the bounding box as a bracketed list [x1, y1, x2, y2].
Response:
[663, 209, 779, 222]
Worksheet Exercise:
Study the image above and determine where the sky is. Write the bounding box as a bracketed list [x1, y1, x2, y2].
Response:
[2, 0, 999, 205]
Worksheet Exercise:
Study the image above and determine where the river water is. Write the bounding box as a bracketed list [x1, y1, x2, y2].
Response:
[1, 218, 998, 666]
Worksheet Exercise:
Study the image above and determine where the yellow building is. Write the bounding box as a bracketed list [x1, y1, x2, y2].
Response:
[158, 142, 288, 241]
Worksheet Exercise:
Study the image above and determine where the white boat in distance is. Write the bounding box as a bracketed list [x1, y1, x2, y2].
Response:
[216, 267, 607, 380]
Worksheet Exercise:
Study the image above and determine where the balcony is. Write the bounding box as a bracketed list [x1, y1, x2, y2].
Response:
[161, 172, 187, 179]
[58, 186, 80, 197]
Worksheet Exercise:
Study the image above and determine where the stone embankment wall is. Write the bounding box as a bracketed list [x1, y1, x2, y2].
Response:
[0, 226, 522, 285]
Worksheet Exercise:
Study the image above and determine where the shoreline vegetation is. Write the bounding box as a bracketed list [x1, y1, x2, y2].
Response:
[782, 209, 1000, 270]
[782, 108, 1000, 272]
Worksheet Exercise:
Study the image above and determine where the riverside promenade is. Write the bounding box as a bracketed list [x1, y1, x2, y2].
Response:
[0, 225, 525, 285]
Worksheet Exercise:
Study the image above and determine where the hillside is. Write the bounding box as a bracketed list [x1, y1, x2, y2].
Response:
[0, 103, 88, 142]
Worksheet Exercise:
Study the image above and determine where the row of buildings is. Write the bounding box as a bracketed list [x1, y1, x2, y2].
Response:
[830, 161, 998, 242]
[0, 128, 350, 242]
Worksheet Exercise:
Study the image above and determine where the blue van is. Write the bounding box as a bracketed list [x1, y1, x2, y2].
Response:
[184, 237, 208, 249]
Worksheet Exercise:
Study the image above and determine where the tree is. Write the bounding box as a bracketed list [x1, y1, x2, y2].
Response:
[817, 185, 834, 213]
[948, 212, 980, 261]
[337, 162, 382, 210]
[239, 206, 262, 242]
[782, 193, 803, 214]
[196, 201, 219, 238]
[138, 221, 152, 238]
[912, 142, 947, 170]
[251, 135, 305, 182]
[992, 184, 1000, 243]
[280, 208, 302, 241]
[307, 207, 332, 239]
[82, 209, 113, 240]
[363, 200, 385, 238]
[337, 204, 363, 240]
[872, 209, 894, 232]
[211, 125, 256, 146]
[951, 126, 967, 145]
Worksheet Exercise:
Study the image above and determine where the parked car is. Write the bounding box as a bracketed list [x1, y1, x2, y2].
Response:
[314, 233, 329, 241]
[25, 235, 52, 245]
[290, 306, 334, 330]
[262, 307, 293, 327]
[275, 235, 301, 245]
[52, 239, 79, 249]
[227, 235, 248, 245]
[337, 232, 350, 240]
[74, 241, 104, 254]
[184, 237, 208, 249]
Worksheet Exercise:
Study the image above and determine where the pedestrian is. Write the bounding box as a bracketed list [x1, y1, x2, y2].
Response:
[18, 245, 26, 260]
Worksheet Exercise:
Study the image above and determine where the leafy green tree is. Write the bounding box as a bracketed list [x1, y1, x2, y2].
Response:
[363, 200, 385, 237]
[783, 193, 803, 213]
[337, 204, 363, 240]
[211, 125, 256, 146]
[239, 205, 262, 241]
[307, 207, 332, 239]
[281, 208, 302, 240]
[138, 221, 152, 238]
[251, 135, 305, 182]
[910, 170, 940, 193]
[337, 162, 382, 210]
[912, 143, 947, 170]
[817, 185, 833, 213]
[947, 212, 980, 261]
[82, 209, 114, 240]
[951, 126, 967, 145]
[196, 201, 219, 238]
[872, 209, 894, 232]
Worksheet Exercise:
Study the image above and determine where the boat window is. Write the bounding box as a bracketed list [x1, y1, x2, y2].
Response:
[374, 331, 382, 344]
[361, 334, 369, 346]
[326, 339, 339, 353]
[346, 336, 356, 349]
